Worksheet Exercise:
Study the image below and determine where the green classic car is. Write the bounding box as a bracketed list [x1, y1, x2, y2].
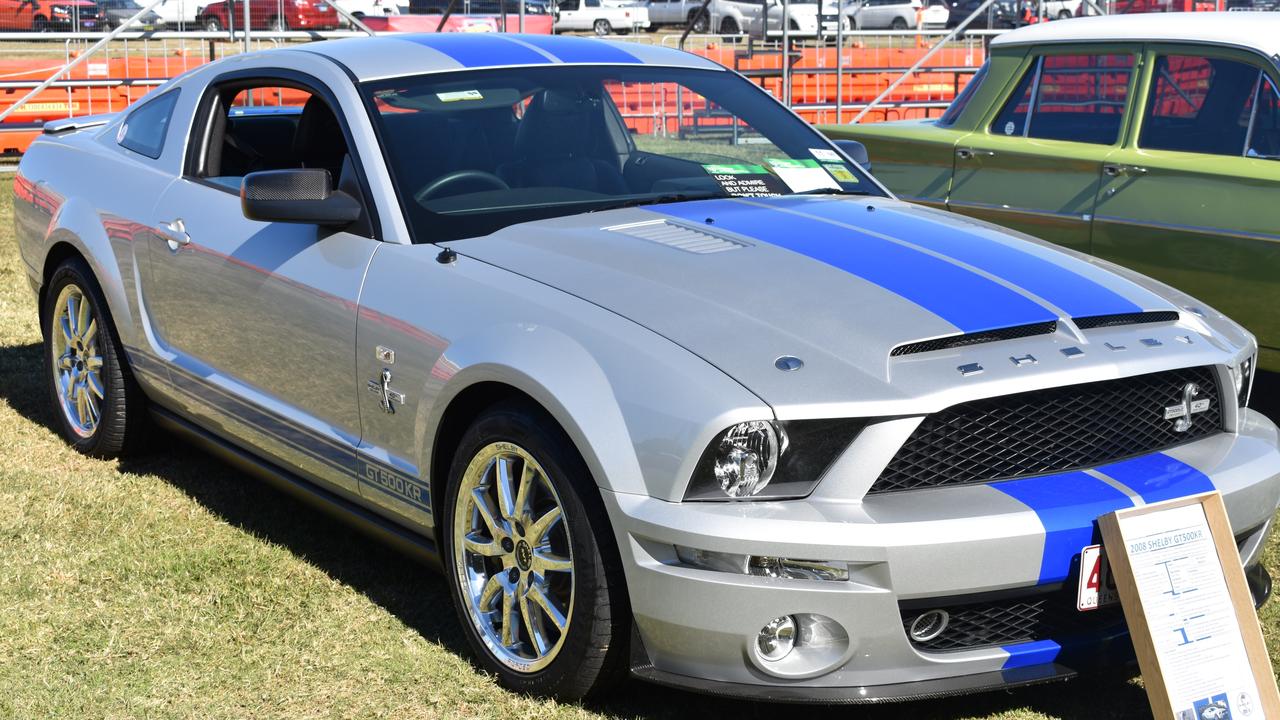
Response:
[821, 12, 1280, 368]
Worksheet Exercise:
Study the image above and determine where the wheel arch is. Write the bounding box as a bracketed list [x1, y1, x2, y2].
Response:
[36, 203, 138, 350]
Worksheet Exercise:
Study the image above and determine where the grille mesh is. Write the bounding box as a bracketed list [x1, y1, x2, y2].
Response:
[1073, 311, 1180, 330]
[890, 321, 1058, 357]
[902, 592, 1126, 653]
[873, 366, 1222, 493]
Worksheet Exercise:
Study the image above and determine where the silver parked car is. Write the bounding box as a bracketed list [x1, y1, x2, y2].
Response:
[15, 34, 1280, 702]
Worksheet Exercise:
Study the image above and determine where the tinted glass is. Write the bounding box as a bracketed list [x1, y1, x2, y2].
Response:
[1248, 75, 1280, 159]
[1141, 55, 1260, 156]
[939, 59, 988, 127]
[118, 89, 179, 159]
[992, 53, 1133, 144]
[363, 65, 882, 243]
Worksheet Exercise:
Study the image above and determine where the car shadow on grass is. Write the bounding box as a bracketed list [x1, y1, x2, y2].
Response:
[0, 339, 1154, 719]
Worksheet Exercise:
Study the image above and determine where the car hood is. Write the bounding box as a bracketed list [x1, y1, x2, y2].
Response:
[450, 195, 1242, 417]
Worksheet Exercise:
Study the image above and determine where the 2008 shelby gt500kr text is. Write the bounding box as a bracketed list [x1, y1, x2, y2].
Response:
[15, 32, 1280, 703]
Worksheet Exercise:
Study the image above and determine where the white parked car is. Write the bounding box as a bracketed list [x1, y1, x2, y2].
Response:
[150, 0, 215, 27]
[555, 0, 649, 33]
[332, 0, 404, 18]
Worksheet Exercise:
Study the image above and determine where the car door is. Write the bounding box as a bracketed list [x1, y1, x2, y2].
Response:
[556, 0, 583, 27]
[1091, 45, 1280, 357]
[144, 77, 379, 498]
[947, 46, 1140, 255]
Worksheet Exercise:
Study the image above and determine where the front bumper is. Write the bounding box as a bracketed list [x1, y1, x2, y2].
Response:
[606, 409, 1280, 702]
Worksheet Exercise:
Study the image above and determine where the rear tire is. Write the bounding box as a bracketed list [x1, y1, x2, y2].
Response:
[593, 17, 611, 34]
[890, 15, 908, 28]
[41, 257, 147, 458]
[33, 15, 48, 31]
[1057, 9, 1071, 18]
[201, 15, 221, 30]
[442, 400, 628, 701]
[687, 10, 708, 32]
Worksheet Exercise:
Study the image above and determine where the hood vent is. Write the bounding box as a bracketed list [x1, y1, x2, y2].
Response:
[891, 321, 1058, 357]
[606, 219, 748, 255]
[1073, 311, 1179, 330]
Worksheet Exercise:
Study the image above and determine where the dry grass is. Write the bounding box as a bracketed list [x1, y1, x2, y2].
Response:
[0, 175, 1275, 719]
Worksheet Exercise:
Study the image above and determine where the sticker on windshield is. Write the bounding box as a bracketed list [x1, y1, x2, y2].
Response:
[823, 164, 858, 183]
[765, 158, 841, 193]
[436, 89, 484, 103]
[810, 147, 841, 162]
[701, 164, 787, 197]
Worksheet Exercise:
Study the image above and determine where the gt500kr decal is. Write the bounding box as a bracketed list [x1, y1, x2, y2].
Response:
[655, 199, 1057, 334]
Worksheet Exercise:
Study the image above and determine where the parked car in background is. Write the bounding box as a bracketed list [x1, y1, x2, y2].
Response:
[332, 0, 404, 17]
[18, 31, 1277, 707]
[409, 0, 555, 16]
[99, 0, 166, 28]
[151, 0, 216, 27]
[554, 0, 647, 33]
[946, 0, 1020, 26]
[0, 0, 104, 30]
[820, 13, 1280, 369]
[643, 0, 709, 29]
[1039, 0, 1080, 18]
[196, 0, 341, 29]
[845, 0, 918, 30]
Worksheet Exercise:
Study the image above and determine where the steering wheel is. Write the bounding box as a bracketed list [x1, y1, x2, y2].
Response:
[414, 170, 510, 204]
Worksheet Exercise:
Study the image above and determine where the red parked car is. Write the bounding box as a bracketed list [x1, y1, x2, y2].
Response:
[196, 0, 339, 30]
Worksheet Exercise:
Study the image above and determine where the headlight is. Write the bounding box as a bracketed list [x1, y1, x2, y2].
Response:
[52, 5, 70, 14]
[684, 419, 865, 501]
[1233, 353, 1256, 408]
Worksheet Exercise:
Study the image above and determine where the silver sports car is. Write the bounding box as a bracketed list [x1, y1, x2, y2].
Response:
[14, 33, 1280, 703]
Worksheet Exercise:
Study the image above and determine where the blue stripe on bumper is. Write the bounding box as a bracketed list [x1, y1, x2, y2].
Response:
[656, 200, 1056, 334]
[1002, 639, 1061, 670]
[991, 471, 1134, 585]
[1098, 452, 1215, 505]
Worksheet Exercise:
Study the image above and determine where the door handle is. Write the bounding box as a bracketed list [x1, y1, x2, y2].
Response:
[158, 218, 190, 251]
[1103, 163, 1147, 177]
[956, 148, 996, 160]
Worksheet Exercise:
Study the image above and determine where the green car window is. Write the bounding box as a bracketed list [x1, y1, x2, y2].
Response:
[1141, 54, 1261, 157]
[1246, 75, 1280, 159]
[938, 60, 988, 127]
[990, 53, 1133, 145]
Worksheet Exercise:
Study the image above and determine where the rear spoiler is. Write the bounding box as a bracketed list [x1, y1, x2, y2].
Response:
[43, 113, 114, 135]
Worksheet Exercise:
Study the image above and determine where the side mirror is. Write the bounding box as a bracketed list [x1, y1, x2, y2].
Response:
[832, 139, 872, 174]
[241, 169, 362, 227]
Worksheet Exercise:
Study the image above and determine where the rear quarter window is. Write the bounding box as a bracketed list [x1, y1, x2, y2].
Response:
[118, 89, 180, 160]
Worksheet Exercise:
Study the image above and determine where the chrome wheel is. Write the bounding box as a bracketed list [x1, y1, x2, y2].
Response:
[453, 441, 574, 673]
[49, 283, 103, 439]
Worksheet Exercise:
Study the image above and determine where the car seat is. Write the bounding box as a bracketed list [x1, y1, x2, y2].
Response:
[497, 88, 628, 194]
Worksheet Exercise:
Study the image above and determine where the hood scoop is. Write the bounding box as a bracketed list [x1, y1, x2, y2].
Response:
[891, 320, 1059, 357]
[606, 219, 748, 255]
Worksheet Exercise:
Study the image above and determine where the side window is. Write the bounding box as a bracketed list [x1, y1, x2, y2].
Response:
[193, 82, 350, 191]
[118, 89, 180, 160]
[991, 53, 1134, 145]
[938, 59, 988, 127]
[1247, 75, 1280, 159]
[585, 0, 599, 6]
[1140, 54, 1261, 156]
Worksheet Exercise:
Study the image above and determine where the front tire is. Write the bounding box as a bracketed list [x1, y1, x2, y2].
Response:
[201, 15, 221, 30]
[442, 401, 627, 700]
[41, 258, 146, 457]
[890, 15, 908, 29]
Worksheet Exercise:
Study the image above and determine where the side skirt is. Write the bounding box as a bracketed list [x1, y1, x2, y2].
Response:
[150, 406, 443, 572]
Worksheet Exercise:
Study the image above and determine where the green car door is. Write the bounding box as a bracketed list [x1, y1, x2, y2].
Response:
[1091, 44, 1280, 366]
[947, 44, 1142, 256]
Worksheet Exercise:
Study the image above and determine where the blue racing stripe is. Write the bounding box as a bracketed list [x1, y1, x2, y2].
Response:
[1098, 453, 1214, 505]
[1002, 639, 1061, 669]
[656, 200, 1056, 334]
[991, 471, 1134, 585]
[402, 34, 551, 68]
[774, 197, 1149, 318]
[513, 34, 641, 64]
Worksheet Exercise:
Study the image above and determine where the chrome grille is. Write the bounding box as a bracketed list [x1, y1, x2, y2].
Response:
[873, 366, 1223, 494]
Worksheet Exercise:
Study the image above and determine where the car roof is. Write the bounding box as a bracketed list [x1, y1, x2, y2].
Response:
[298, 33, 723, 82]
[990, 12, 1280, 58]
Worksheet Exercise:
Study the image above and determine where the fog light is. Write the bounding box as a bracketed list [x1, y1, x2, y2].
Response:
[757, 615, 797, 662]
[908, 609, 949, 643]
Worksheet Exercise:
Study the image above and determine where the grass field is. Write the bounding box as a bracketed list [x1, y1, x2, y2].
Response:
[0, 175, 1277, 719]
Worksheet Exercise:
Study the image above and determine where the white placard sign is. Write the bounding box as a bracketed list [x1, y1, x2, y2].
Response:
[1118, 502, 1261, 719]
[1100, 492, 1280, 720]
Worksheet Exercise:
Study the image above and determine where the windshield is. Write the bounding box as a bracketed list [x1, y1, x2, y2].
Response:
[361, 65, 882, 242]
